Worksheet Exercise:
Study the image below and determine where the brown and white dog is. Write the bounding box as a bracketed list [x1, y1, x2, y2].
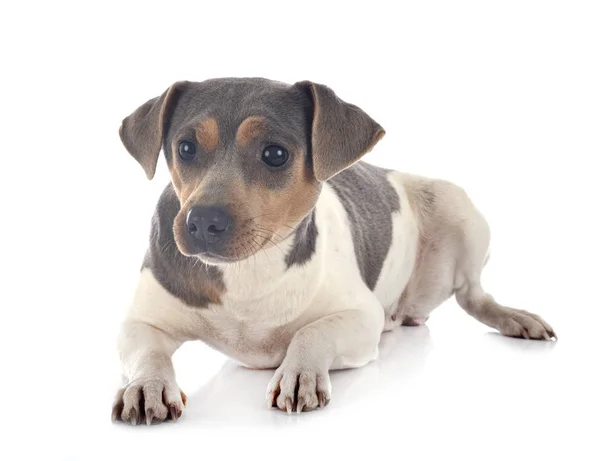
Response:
[112, 78, 556, 425]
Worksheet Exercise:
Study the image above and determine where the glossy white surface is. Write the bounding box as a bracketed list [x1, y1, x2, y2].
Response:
[20, 304, 598, 461]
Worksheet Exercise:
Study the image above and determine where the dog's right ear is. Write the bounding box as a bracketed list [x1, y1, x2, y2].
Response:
[119, 82, 186, 180]
[294, 81, 385, 182]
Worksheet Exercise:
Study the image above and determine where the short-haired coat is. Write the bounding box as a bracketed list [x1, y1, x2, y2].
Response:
[112, 78, 555, 425]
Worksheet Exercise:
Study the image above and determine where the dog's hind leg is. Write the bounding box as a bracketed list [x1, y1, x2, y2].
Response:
[453, 203, 556, 340]
[455, 284, 556, 340]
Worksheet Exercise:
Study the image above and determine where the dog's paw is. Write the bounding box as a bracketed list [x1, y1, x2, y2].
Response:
[111, 377, 187, 425]
[266, 364, 331, 414]
[498, 308, 557, 340]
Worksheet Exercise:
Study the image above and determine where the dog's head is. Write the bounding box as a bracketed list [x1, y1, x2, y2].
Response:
[120, 78, 384, 264]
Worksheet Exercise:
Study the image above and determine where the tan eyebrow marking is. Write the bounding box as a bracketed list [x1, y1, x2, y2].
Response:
[236, 116, 267, 148]
[196, 118, 219, 152]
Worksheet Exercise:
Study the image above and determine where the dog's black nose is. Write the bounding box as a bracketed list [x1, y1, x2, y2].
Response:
[186, 206, 232, 245]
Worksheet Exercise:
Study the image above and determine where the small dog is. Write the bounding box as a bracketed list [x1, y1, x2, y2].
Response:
[112, 78, 556, 425]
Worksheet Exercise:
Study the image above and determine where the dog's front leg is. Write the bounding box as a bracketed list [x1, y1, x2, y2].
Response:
[266, 308, 383, 413]
[111, 320, 186, 425]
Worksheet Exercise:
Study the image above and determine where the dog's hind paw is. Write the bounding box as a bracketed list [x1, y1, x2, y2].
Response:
[498, 308, 557, 340]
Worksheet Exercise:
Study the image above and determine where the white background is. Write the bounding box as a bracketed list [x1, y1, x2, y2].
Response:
[1, 1, 599, 460]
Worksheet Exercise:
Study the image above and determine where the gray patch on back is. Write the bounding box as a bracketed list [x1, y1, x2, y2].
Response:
[285, 210, 318, 267]
[328, 161, 400, 290]
[142, 184, 225, 307]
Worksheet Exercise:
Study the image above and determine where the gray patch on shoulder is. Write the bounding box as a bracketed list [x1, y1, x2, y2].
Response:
[142, 184, 225, 307]
[328, 161, 400, 290]
[285, 210, 318, 267]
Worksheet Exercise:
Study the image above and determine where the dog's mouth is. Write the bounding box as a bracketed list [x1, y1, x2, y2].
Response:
[174, 237, 244, 265]
[180, 244, 276, 266]
[193, 251, 241, 266]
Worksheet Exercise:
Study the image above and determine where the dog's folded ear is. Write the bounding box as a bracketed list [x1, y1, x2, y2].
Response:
[119, 82, 187, 180]
[294, 81, 385, 182]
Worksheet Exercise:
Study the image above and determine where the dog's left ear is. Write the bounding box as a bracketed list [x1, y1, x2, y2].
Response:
[294, 81, 385, 182]
[119, 81, 187, 180]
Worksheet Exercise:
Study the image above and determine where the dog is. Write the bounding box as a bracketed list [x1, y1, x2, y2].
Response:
[111, 78, 556, 425]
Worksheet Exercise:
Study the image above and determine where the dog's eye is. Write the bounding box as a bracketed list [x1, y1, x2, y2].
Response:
[262, 145, 289, 167]
[178, 140, 197, 161]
